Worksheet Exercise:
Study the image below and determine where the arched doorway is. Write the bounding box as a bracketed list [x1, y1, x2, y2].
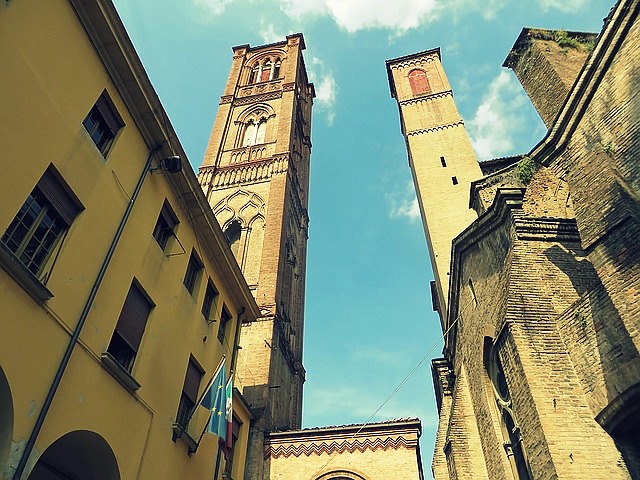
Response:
[316, 471, 366, 480]
[0, 365, 13, 471]
[28, 430, 120, 480]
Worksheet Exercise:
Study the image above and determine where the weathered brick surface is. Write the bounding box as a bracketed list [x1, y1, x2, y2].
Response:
[504, 29, 596, 127]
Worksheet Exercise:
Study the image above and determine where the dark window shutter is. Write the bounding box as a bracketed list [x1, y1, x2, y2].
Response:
[95, 92, 124, 136]
[114, 283, 152, 352]
[408, 69, 430, 95]
[160, 203, 178, 229]
[36, 168, 81, 226]
[183, 359, 203, 404]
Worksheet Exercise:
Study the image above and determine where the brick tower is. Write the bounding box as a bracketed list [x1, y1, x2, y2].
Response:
[386, 49, 482, 325]
[198, 33, 314, 478]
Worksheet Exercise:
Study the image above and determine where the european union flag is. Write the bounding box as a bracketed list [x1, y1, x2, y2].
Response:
[201, 365, 227, 440]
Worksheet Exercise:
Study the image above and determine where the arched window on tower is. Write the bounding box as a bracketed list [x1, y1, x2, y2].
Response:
[224, 220, 242, 258]
[240, 117, 268, 147]
[255, 119, 267, 144]
[241, 121, 256, 147]
[408, 68, 430, 95]
[249, 64, 260, 84]
[273, 59, 281, 80]
[261, 60, 272, 82]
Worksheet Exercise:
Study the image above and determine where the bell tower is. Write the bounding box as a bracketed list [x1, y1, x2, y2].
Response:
[386, 48, 481, 325]
[198, 33, 314, 477]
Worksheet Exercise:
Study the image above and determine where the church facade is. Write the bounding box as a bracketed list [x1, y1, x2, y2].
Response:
[388, 0, 640, 478]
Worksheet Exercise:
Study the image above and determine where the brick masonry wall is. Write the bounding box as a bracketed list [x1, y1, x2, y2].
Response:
[552, 6, 640, 440]
[505, 30, 595, 127]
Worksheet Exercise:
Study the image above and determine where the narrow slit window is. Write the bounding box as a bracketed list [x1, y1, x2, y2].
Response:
[441, 156, 447, 167]
[452, 176, 458, 185]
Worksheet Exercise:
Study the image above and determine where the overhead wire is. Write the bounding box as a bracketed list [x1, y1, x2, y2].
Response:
[306, 294, 477, 480]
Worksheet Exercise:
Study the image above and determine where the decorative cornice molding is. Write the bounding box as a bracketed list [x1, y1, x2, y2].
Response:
[388, 54, 438, 71]
[407, 120, 465, 136]
[198, 154, 290, 189]
[514, 217, 580, 241]
[219, 95, 233, 105]
[238, 81, 282, 98]
[399, 90, 453, 106]
[264, 435, 417, 459]
[282, 82, 296, 92]
[234, 90, 283, 105]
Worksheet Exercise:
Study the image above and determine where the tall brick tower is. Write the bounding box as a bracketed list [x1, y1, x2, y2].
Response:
[386, 49, 481, 325]
[198, 33, 314, 477]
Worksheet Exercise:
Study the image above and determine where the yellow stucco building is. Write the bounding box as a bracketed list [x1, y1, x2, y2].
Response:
[0, 1, 258, 478]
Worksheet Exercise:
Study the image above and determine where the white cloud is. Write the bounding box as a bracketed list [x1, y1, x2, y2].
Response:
[193, 0, 234, 15]
[467, 71, 529, 161]
[440, 0, 509, 22]
[280, 0, 439, 33]
[538, 0, 588, 12]
[259, 23, 285, 44]
[387, 181, 421, 222]
[306, 57, 337, 126]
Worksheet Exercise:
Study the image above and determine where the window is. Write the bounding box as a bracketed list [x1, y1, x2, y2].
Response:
[217, 306, 232, 343]
[83, 91, 124, 156]
[1, 166, 81, 281]
[441, 156, 447, 167]
[241, 118, 267, 147]
[248, 57, 281, 85]
[273, 60, 281, 80]
[224, 220, 242, 257]
[107, 281, 154, 372]
[202, 280, 219, 321]
[484, 338, 533, 480]
[152, 201, 178, 250]
[408, 69, 430, 95]
[452, 176, 458, 185]
[176, 357, 204, 430]
[223, 415, 242, 476]
[261, 60, 272, 82]
[184, 251, 203, 295]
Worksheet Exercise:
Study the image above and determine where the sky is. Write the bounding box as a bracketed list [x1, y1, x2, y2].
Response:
[112, 0, 615, 472]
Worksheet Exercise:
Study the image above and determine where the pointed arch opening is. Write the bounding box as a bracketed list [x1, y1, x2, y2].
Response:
[28, 430, 120, 480]
[483, 337, 532, 480]
[224, 220, 242, 258]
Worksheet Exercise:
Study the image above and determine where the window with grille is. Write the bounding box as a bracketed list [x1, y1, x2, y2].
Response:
[176, 357, 204, 430]
[202, 280, 219, 321]
[107, 281, 153, 372]
[152, 201, 178, 251]
[217, 306, 232, 343]
[184, 251, 203, 295]
[82, 91, 124, 156]
[1, 166, 81, 282]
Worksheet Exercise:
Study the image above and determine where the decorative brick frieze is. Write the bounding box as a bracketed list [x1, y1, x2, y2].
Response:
[406, 120, 465, 136]
[399, 90, 453, 107]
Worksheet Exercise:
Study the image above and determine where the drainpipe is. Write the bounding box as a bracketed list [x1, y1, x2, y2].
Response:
[13, 146, 161, 480]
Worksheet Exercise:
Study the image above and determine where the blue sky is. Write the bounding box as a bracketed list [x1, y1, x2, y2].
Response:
[113, 0, 614, 471]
